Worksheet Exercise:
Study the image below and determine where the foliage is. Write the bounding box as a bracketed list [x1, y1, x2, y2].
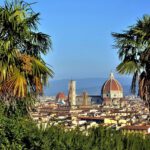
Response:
[112, 15, 150, 111]
[0, 0, 53, 99]
[0, 120, 150, 150]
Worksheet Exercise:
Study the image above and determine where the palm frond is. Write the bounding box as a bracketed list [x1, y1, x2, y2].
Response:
[32, 57, 53, 77]
[116, 61, 139, 74]
[0, 0, 53, 98]
[1, 69, 27, 97]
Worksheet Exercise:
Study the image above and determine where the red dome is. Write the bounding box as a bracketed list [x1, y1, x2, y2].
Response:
[102, 73, 123, 93]
[56, 92, 66, 100]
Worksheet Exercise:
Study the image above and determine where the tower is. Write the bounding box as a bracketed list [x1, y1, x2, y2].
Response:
[82, 91, 88, 106]
[68, 80, 76, 107]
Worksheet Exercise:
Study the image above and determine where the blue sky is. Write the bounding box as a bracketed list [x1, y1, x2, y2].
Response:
[1, 0, 150, 79]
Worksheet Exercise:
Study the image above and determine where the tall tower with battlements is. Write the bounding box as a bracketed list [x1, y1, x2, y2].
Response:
[68, 80, 76, 107]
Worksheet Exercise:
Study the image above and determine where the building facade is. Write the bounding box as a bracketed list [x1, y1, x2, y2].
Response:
[101, 73, 124, 105]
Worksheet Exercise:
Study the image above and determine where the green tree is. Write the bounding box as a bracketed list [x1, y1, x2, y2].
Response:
[0, 0, 53, 102]
[112, 15, 150, 113]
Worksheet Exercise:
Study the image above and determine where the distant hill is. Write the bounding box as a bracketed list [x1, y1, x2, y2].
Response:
[44, 77, 132, 96]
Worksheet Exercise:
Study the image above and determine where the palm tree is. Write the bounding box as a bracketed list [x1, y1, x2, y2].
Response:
[112, 15, 150, 114]
[0, 0, 53, 101]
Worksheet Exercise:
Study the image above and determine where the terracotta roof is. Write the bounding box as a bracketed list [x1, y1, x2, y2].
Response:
[102, 78, 122, 92]
[101, 73, 123, 94]
[103, 98, 111, 101]
[56, 92, 66, 100]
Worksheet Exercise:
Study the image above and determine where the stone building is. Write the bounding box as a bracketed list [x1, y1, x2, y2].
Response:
[101, 73, 124, 106]
[67, 73, 125, 107]
[68, 80, 76, 108]
[76, 94, 102, 106]
[67, 80, 102, 107]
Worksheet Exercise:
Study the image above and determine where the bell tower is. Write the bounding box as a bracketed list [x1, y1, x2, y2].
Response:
[68, 80, 76, 108]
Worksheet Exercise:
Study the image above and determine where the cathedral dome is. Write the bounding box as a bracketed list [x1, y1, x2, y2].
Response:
[56, 92, 66, 100]
[101, 73, 123, 99]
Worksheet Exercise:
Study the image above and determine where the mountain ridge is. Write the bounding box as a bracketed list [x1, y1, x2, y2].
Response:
[44, 77, 133, 96]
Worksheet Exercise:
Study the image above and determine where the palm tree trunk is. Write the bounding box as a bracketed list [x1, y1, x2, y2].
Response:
[144, 63, 150, 121]
[138, 72, 150, 119]
[145, 81, 150, 121]
[147, 85, 150, 117]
